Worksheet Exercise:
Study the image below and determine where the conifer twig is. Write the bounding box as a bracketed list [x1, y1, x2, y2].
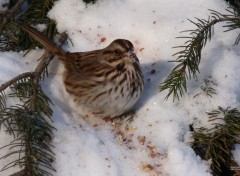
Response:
[0, 28, 67, 176]
[0, 31, 68, 92]
[160, 9, 240, 100]
[0, 72, 33, 92]
[0, 52, 52, 91]
[0, 0, 26, 32]
[192, 107, 240, 175]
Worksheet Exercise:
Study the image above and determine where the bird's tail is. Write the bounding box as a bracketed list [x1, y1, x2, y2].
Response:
[22, 25, 66, 56]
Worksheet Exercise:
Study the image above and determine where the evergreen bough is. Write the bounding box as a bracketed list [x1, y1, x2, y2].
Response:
[160, 4, 240, 100]
[0, 0, 59, 175]
[192, 107, 240, 176]
[160, 0, 240, 175]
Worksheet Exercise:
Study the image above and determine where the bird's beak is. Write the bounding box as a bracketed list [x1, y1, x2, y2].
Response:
[124, 50, 139, 63]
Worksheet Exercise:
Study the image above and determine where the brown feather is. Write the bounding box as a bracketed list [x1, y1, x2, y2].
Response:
[22, 25, 66, 57]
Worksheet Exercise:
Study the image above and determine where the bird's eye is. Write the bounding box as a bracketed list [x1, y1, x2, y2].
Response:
[113, 49, 121, 55]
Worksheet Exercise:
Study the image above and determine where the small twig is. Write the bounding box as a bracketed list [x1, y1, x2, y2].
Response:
[0, 53, 53, 92]
[34, 51, 52, 80]
[0, 14, 8, 32]
[0, 0, 26, 32]
[0, 72, 33, 91]
[0, 31, 68, 93]
[7, 0, 25, 15]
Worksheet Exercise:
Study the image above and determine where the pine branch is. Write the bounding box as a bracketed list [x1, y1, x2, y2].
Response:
[0, 24, 67, 176]
[0, 0, 57, 51]
[160, 8, 240, 101]
[0, 104, 56, 176]
[192, 107, 240, 176]
[0, 51, 52, 106]
[0, 72, 33, 92]
[0, 0, 25, 32]
[0, 51, 55, 175]
[226, 0, 240, 11]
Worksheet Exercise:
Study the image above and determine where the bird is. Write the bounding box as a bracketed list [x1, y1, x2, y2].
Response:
[22, 25, 144, 119]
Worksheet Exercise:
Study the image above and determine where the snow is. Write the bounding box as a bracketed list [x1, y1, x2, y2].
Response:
[0, 0, 8, 10]
[0, 0, 240, 176]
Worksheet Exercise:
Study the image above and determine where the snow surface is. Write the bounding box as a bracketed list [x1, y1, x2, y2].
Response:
[0, 0, 240, 176]
[0, 0, 8, 10]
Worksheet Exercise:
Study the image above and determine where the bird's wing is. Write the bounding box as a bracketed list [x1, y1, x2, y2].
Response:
[64, 52, 113, 78]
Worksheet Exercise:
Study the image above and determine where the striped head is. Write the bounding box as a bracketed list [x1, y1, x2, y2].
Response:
[102, 39, 139, 68]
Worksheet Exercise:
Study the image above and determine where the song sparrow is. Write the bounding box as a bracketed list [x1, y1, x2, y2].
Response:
[22, 25, 144, 118]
